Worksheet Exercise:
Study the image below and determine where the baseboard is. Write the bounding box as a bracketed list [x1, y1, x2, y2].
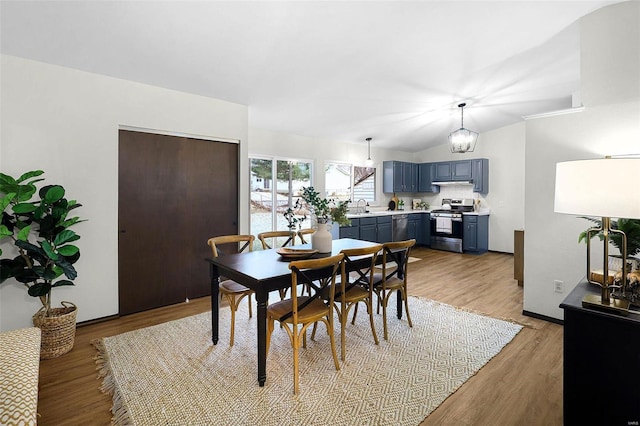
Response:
[77, 314, 119, 327]
[522, 310, 564, 325]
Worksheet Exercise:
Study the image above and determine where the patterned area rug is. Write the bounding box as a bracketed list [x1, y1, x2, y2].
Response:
[93, 296, 522, 425]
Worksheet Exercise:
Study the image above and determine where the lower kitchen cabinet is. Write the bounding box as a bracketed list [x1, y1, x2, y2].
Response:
[419, 213, 430, 246]
[341, 216, 392, 243]
[339, 218, 359, 239]
[408, 214, 422, 244]
[377, 216, 392, 243]
[462, 215, 488, 253]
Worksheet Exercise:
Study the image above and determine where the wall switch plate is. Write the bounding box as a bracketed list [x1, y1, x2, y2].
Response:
[554, 280, 563, 293]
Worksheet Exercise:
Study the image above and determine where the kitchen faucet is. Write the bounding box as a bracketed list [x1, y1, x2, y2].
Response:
[356, 199, 367, 214]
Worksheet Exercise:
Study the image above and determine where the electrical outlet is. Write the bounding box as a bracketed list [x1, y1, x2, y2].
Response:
[554, 280, 564, 293]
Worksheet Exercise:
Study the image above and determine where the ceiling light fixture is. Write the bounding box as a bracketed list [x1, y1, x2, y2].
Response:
[365, 137, 373, 166]
[448, 103, 478, 153]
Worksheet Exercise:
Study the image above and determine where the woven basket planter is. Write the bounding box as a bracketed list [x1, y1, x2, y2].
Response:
[32, 301, 78, 360]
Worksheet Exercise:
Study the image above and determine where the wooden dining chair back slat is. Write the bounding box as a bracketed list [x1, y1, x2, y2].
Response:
[207, 234, 255, 346]
[296, 228, 315, 245]
[257, 230, 297, 250]
[334, 244, 383, 360]
[375, 239, 416, 340]
[266, 253, 344, 394]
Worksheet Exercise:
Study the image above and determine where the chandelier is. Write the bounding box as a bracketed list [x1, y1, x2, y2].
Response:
[448, 103, 478, 153]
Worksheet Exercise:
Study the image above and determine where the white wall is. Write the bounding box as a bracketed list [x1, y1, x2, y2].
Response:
[0, 55, 249, 331]
[414, 122, 526, 253]
[523, 1, 640, 320]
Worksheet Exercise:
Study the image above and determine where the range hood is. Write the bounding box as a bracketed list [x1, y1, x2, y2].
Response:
[432, 180, 474, 186]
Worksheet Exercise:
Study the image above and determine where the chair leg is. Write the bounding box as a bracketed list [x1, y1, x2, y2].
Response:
[266, 316, 274, 356]
[293, 328, 300, 394]
[381, 292, 390, 341]
[226, 294, 237, 346]
[351, 303, 359, 325]
[367, 298, 380, 345]
[325, 318, 341, 372]
[401, 287, 413, 328]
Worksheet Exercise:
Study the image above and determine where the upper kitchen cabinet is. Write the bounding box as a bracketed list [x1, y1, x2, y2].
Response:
[383, 161, 418, 193]
[472, 158, 489, 194]
[433, 162, 452, 181]
[418, 163, 439, 193]
[452, 160, 472, 180]
[433, 160, 472, 181]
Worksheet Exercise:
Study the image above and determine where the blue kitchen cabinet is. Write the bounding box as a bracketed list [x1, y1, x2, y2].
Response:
[421, 213, 431, 246]
[383, 161, 417, 193]
[407, 214, 420, 241]
[452, 160, 472, 180]
[463, 215, 489, 253]
[339, 218, 360, 239]
[418, 163, 439, 193]
[376, 216, 392, 243]
[357, 216, 392, 243]
[472, 158, 489, 194]
[434, 162, 452, 181]
[359, 217, 377, 242]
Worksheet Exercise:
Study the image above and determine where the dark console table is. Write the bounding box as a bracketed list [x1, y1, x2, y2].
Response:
[560, 281, 640, 426]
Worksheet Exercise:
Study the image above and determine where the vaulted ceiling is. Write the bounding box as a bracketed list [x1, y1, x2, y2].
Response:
[0, 1, 623, 152]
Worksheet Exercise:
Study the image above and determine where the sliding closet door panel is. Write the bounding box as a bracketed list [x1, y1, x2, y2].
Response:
[118, 130, 238, 315]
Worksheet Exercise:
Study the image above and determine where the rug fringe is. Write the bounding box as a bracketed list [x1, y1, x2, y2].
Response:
[91, 338, 134, 426]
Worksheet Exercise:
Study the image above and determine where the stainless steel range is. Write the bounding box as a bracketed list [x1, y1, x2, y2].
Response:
[430, 198, 474, 253]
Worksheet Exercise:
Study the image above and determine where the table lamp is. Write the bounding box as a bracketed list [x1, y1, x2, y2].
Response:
[554, 157, 640, 313]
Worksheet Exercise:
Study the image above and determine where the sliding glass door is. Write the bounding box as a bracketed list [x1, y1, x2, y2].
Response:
[250, 157, 312, 249]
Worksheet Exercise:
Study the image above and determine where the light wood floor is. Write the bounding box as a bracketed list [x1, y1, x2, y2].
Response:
[36, 247, 563, 425]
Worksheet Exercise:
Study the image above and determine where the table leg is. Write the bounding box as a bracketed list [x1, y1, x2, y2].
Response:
[256, 289, 268, 387]
[210, 263, 220, 345]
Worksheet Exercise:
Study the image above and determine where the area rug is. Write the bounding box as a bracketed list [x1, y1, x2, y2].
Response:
[93, 296, 522, 425]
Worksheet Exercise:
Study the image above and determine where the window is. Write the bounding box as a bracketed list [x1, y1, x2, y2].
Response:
[250, 157, 312, 249]
[325, 163, 376, 203]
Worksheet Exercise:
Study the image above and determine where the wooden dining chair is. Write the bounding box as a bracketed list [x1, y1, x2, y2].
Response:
[207, 234, 255, 346]
[332, 244, 383, 361]
[372, 239, 416, 340]
[296, 228, 315, 244]
[265, 253, 344, 394]
[257, 230, 297, 250]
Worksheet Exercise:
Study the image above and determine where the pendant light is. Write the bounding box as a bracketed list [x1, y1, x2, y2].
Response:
[365, 137, 374, 166]
[448, 103, 478, 153]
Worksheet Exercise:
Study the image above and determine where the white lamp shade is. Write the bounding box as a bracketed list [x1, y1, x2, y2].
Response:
[554, 158, 640, 219]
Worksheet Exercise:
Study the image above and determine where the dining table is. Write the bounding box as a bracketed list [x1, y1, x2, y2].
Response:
[206, 237, 406, 386]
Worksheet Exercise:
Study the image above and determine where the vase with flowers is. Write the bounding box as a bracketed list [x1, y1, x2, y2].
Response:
[299, 187, 350, 253]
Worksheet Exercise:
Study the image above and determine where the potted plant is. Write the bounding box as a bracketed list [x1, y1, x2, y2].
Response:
[0, 170, 84, 359]
[299, 187, 350, 253]
[579, 217, 640, 268]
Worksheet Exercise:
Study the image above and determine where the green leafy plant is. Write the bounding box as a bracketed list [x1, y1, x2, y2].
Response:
[283, 207, 307, 231]
[579, 217, 640, 258]
[0, 170, 85, 316]
[300, 186, 350, 226]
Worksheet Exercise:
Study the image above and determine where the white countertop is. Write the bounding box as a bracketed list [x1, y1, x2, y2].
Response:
[346, 209, 490, 218]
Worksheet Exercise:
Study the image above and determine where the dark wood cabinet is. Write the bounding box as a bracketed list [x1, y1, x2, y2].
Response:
[560, 282, 640, 425]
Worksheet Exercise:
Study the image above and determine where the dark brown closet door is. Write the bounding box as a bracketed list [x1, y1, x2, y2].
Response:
[118, 130, 238, 315]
